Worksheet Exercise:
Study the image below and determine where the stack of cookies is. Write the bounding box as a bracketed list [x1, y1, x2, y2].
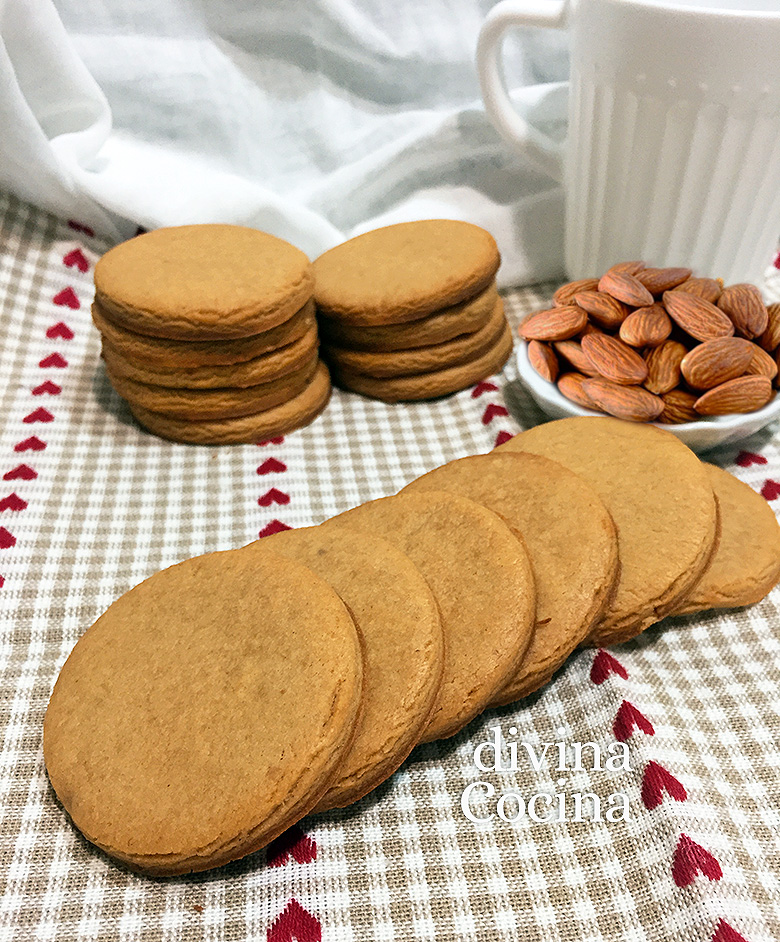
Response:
[314, 220, 513, 401]
[92, 224, 331, 444]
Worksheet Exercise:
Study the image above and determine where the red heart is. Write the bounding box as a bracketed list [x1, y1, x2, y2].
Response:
[0, 575, 4, 589]
[641, 760, 687, 810]
[672, 833, 722, 887]
[62, 248, 89, 272]
[39, 353, 68, 369]
[0, 494, 27, 512]
[761, 480, 780, 501]
[482, 403, 509, 425]
[46, 322, 74, 340]
[258, 488, 290, 507]
[257, 458, 287, 475]
[494, 430, 513, 448]
[257, 437, 285, 446]
[14, 437, 46, 453]
[775, 250, 780, 270]
[53, 287, 80, 309]
[259, 520, 292, 538]
[67, 220, 95, 237]
[613, 700, 654, 742]
[23, 408, 53, 424]
[712, 919, 749, 942]
[3, 465, 37, 481]
[0, 527, 16, 549]
[267, 900, 321, 942]
[735, 450, 767, 467]
[31, 381, 61, 396]
[472, 380, 498, 398]
[590, 649, 628, 685]
[267, 825, 317, 867]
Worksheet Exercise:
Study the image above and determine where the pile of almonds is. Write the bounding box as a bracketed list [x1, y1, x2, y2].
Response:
[520, 262, 779, 423]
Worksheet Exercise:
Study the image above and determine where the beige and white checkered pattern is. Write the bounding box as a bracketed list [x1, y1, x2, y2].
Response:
[1, 191, 779, 941]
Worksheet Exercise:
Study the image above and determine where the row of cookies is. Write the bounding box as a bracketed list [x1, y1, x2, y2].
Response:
[43, 418, 780, 877]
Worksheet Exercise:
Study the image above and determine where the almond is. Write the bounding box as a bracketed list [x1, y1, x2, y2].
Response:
[519, 306, 588, 341]
[598, 270, 654, 307]
[605, 260, 645, 276]
[635, 267, 691, 294]
[557, 372, 602, 411]
[679, 337, 755, 389]
[672, 277, 723, 304]
[717, 283, 769, 339]
[553, 340, 599, 375]
[644, 340, 688, 394]
[658, 389, 699, 424]
[553, 278, 600, 307]
[746, 345, 778, 382]
[619, 304, 672, 348]
[581, 332, 648, 385]
[694, 375, 773, 415]
[528, 340, 559, 382]
[662, 291, 735, 342]
[760, 302, 780, 353]
[775, 348, 780, 388]
[573, 290, 629, 330]
[581, 378, 664, 422]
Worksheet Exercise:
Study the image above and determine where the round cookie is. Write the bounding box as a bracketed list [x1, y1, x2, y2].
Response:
[43, 549, 363, 876]
[106, 354, 318, 420]
[497, 417, 718, 645]
[94, 224, 313, 340]
[318, 283, 498, 352]
[241, 526, 444, 810]
[322, 298, 507, 378]
[324, 490, 536, 741]
[313, 220, 500, 325]
[329, 320, 513, 402]
[128, 361, 331, 444]
[102, 324, 319, 389]
[92, 299, 316, 368]
[674, 464, 780, 614]
[404, 452, 619, 701]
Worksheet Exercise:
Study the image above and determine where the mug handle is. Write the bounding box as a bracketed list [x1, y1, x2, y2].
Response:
[476, 0, 568, 182]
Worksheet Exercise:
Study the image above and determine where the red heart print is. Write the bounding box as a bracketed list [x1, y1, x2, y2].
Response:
[0, 527, 16, 549]
[472, 380, 498, 398]
[39, 353, 68, 369]
[267, 825, 317, 867]
[258, 488, 290, 507]
[0, 575, 4, 589]
[672, 833, 722, 887]
[494, 430, 513, 447]
[67, 220, 95, 237]
[14, 437, 46, 453]
[53, 287, 80, 309]
[482, 403, 509, 425]
[257, 437, 285, 446]
[735, 451, 767, 467]
[775, 250, 780, 270]
[267, 899, 321, 942]
[3, 465, 37, 481]
[259, 520, 292, 538]
[0, 494, 27, 512]
[712, 919, 749, 942]
[590, 649, 628, 685]
[46, 322, 74, 340]
[613, 700, 654, 741]
[257, 458, 287, 475]
[62, 248, 89, 272]
[641, 760, 687, 810]
[31, 381, 61, 395]
[23, 408, 53, 424]
[761, 480, 780, 501]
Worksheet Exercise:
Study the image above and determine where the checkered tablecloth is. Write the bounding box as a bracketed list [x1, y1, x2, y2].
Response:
[1, 191, 779, 942]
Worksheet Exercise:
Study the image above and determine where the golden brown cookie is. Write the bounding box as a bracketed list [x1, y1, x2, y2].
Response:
[43, 549, 363, 876]
[321, 298, 506, 378]
[106, 354, 318, 420]
[403, 452, 619, 701]
[94, 224, 313, 340]
[241, 526, 444, 810]
[497, 417, 718, 645]
[674, 464, 780, 614]
[329, 319, 513, 402]
[324, 490, 536, 741]
[128, 361, 331, 444]
[313, 220, 500, 324]
[102, 324, 319, 389]
[92, 299, 316, 368]
[318, 283, 498, 352]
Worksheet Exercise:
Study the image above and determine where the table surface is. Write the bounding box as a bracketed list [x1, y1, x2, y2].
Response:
[1, 192, 779, 942]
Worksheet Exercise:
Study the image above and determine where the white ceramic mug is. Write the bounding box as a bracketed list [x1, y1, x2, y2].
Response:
[477, 0, 780, 285]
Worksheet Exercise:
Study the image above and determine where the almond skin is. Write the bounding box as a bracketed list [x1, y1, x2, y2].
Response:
[598, 270, 654, 307]
[605, 260, 645, 276]
[581, 378, 664, 422]
[694, 375, 773, 415]
[619, 304, 672, 348]
[644, 340, 688, 394]
[662, 291, 735, 342]
[581, 332, 648, 385]
[519, 306, 588, 342]
[760, 302, 780, 353]
[557, 372, 602, 411]
[717, 283, 769, 339]
[672, 277, 723, 304]
[658, 389, 699, 424]
[746, 344, 779, 382]
[528, 340, 559, 382]
[680, 337, 755, 389]
[635, 267, 692, 294]
[553, 340, 599, 375]
[573, 290, 629, 330]
[553, 278, 600, 307]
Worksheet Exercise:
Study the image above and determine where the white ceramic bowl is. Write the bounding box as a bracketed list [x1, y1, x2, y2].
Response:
[516, 341, 780, 454]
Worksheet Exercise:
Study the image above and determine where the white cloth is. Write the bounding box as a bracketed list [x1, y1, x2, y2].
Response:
[0, 0, 569, 285]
